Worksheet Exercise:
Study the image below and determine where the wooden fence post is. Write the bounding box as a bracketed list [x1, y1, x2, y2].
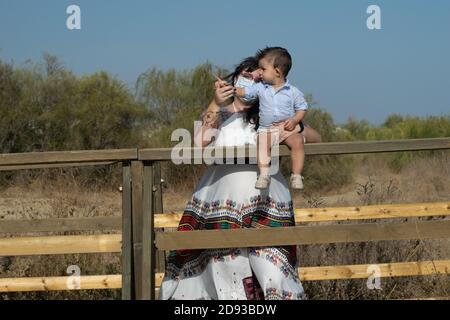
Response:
[153, 162, 163, 214]
[143, 161, 156, 299]
[121, 161, 133, 300]
[153, 162, 166, 275]
[130, 161, 144, 299]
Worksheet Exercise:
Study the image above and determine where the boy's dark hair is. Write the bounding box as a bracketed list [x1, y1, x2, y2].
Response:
[256, 46, 292, 77]
[224, 56, 259, 86]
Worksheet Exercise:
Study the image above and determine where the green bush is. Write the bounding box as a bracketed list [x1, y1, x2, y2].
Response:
[136, 62, 228, 148]
[0, 54, 150, 153]
[1, 54, 449, 189]
[339, 115, 450, 171]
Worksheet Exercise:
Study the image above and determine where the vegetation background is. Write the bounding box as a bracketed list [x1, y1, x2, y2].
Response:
[0, 55, 449, 299]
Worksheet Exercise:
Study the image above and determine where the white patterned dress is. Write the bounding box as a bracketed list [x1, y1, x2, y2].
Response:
[159, 112, 305, 300]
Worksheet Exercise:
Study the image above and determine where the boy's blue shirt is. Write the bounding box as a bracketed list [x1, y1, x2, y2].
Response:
[244, 80, 308, 129]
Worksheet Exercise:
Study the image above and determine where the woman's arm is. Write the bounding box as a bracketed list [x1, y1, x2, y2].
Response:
[195, 81, 247, 147]
[194, 105, 220, 148]
[194, 84, 231, 147]
[302, 125, 322, 143]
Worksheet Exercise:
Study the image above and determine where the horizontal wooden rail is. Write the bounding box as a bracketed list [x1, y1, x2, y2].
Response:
[295, 202, 450, 223]
[0, 217, 123, 234]
[2, 219, 450, 256]
[2, 202, 448, 234]
[1, 260, 448, 292]
[155, 219, 450, 251]
[153, 202, 450, 228]
[0, 149, 137, 167]
[0, 161, 118, 171]
[0, 234, 121, 256]
[296, 259, 450, 281]
[139, 138, 450, 161]
[0, 138, 448, 170]
[0, 275, 122, 292]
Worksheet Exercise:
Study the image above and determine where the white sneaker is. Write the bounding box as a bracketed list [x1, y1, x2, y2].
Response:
[290, 174, 304, 190]
[255, 175, 271, 189]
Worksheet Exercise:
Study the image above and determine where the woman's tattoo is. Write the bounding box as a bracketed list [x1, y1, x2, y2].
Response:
[201, 110, 220, 128]
[201, 107, 234, 129]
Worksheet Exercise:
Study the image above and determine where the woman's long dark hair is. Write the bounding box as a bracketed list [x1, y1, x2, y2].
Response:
[224, 57, 260, 130]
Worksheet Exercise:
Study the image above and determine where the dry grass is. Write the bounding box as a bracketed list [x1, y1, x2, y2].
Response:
[0, 152, 449, 300]
[296, 152, 450, 300]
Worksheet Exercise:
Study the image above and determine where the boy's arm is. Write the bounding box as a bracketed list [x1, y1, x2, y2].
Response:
[284, 110, 307, 131]
[292, 110, 307, 123]
[235, 82, 259, 99]
[284, 88, 308, 131]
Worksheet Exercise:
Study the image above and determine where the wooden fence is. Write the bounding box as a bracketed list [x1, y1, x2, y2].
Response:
[0, 138, 449, 300]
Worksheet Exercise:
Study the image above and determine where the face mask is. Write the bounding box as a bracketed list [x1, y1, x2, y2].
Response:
[235, 76, 257, 105]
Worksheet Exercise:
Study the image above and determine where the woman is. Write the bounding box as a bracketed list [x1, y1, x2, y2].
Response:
[159, 56, 319, 300]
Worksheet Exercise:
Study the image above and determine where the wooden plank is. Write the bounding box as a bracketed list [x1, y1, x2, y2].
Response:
[295, 202, 450, 223]
[297, 260, 450, 281]
[152, 202, 450, 228]
[121, 163, 133, 300]
[1, 260, 449, 292]
[156, 252, 166, 273]
[153, 162, 163, 214]
[131, 161, 144, 299]
[1, 202, 448, 235]
[138, 138, 450, 161]
[2, 219, 448, 256]
[0, 138, 447, 168]
[155, 219, 450, 250]
[0, 149, 137, 166]
[154, 214, 182, 228]
[0, 234, 121, 256]
[154, 260, 450, 285]
[0, 161, 117, 171]
[304, 138, 450, 156]
[153, 162, 166, 274]
[142, 162, 155, 300]
[0, 275, 122, 292]
[0, 217, 122, 234]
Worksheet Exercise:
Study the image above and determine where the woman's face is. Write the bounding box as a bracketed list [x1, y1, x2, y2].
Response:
[235, 68, 259, 105]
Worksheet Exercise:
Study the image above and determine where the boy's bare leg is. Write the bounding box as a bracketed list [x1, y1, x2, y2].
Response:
[283, 133, 304, 175]
[257, 131, 272, 176]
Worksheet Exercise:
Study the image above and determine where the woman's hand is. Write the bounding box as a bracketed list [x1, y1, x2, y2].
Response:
[214, 80, 235, 106]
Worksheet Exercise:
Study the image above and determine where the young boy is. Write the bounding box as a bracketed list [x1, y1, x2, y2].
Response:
[235, 47, 308, 190]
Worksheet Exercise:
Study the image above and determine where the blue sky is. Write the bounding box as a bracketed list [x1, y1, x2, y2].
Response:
[1, 0, 449, 124]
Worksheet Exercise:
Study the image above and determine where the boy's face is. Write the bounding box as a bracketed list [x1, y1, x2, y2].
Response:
[258, 57, 279, 84]
[248, 69, 262, 82]
[240, 68, 261, 82]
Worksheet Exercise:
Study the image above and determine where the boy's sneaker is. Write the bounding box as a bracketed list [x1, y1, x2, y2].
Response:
[290, 174, 304, 190]
[255, 175, 271, 189]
